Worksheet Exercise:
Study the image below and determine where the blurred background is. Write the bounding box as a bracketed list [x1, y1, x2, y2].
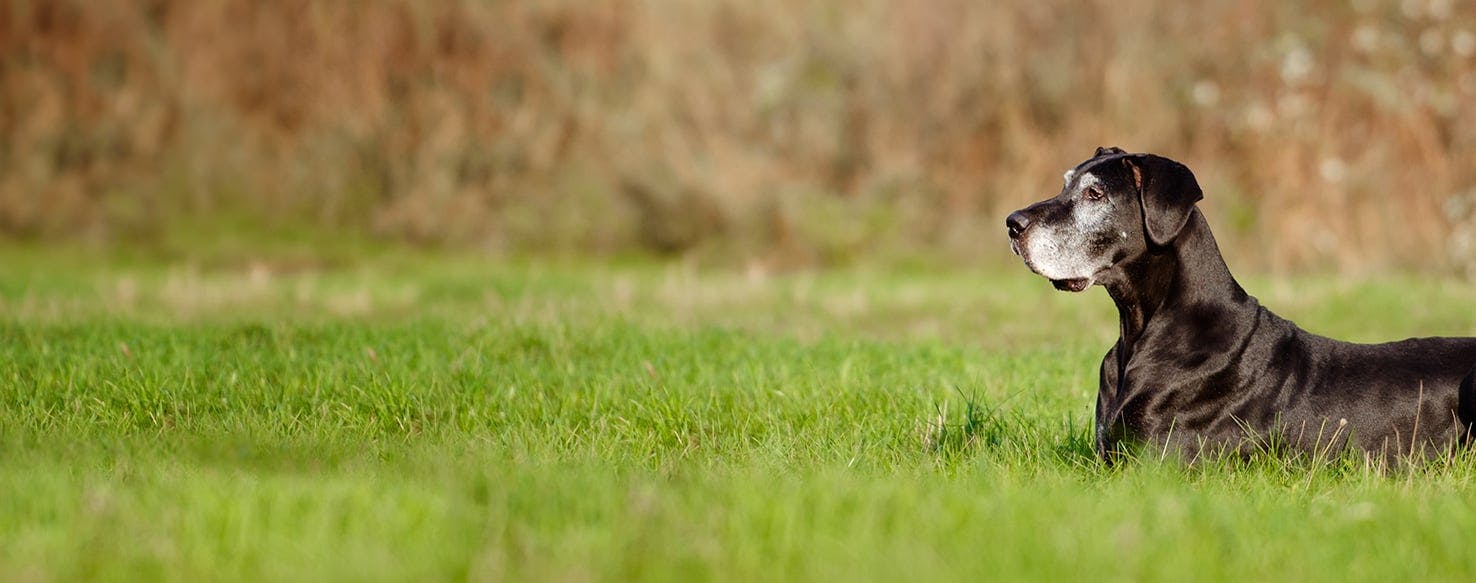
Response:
[4, 0, 1476, 274]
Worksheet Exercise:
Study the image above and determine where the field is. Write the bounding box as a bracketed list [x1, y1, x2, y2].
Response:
[6, 250, 1476, 581]
[10, 0, 1476, 580]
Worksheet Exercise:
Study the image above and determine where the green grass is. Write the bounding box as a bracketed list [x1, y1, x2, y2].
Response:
[5, 247, 1476, 581]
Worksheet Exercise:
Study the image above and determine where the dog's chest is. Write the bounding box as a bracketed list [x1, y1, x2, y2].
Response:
[1096, 359, 1251, 454]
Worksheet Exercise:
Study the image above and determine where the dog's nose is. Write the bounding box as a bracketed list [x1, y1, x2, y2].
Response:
[1006, 211, 1031, 239]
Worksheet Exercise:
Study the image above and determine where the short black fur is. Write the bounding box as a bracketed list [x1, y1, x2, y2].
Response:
[1008, 148, 1476, 462]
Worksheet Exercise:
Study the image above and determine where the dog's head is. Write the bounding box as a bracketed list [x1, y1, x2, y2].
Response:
[1006, 147, 1202, 292]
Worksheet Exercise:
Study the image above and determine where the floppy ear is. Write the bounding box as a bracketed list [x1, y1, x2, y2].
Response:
[1127, 154, 1203, 246]
[1094, 146, 1126, 157]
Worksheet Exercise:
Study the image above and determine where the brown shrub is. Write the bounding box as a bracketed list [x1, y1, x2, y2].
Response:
[2, 0, 1475, 271]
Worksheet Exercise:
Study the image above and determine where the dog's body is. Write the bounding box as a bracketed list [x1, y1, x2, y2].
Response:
[1008, 148, 1476, 461]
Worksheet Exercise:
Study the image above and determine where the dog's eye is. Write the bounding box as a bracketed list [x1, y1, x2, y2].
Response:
[1084, 187, 1106, 201]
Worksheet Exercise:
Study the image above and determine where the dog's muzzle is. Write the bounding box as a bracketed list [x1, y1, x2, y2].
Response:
[1007, 209, 1093, 292]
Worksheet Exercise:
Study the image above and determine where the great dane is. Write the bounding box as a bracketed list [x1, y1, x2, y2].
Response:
[1006, 147, 1476, 462]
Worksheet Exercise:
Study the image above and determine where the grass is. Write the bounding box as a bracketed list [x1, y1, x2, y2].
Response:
[5, 247, 1476, 581]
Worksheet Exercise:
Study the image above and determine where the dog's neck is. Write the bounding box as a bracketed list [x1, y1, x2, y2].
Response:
[1100, 210, 1248, 355]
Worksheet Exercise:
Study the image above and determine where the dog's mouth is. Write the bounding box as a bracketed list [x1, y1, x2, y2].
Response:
[1050, 278, 1092, 293]
[1013, 236, 1097, 293]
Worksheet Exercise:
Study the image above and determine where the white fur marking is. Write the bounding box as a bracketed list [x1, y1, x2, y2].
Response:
[1075, 173, 1102, 190]
[1019, 172, 1115, 282]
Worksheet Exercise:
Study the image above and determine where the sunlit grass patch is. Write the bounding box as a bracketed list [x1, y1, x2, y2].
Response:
[3, 250, 1476, 580]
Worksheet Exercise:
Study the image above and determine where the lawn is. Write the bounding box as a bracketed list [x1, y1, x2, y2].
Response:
[4, 248, 1476, 581]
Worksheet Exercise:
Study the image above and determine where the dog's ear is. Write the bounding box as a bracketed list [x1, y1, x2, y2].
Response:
[1094, 146, 1126, 157]
[1127, 154, 1202, 246]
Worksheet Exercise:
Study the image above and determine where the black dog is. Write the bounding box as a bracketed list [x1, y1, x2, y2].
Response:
[1007, 147, 1476, 461]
